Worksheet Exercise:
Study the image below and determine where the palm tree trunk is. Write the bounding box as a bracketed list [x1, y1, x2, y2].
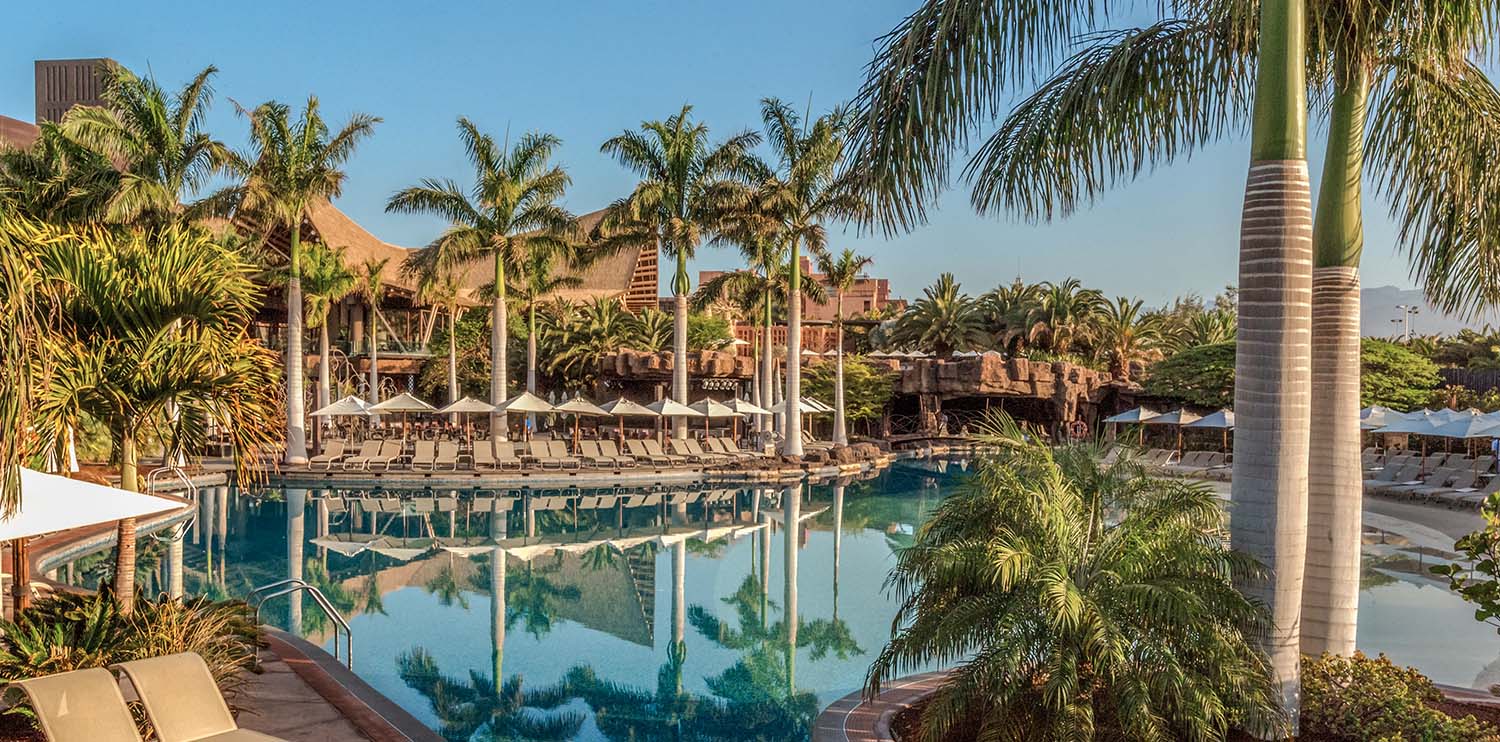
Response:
[367, 304, 380, 408]
[1303, 66, 1368, 658]
[284, 229, 309, 464]
[114, 428, 139, 613]
[447, 308, 459, 405]
[783, 241, 804, 456]
[762, 295, 774, 437]
[833, 291, 848, 446]
[318, 322, 332, 412]
[1229, 0, 1312, 731]
[672, 254, 689, 440]
[493, 259, 510, 439]
[527, 303, 538, 431]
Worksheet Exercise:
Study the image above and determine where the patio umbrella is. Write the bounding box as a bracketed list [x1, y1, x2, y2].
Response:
[0, 469, 185, 542]
[500, 392, 555, 440]
[1103, 406, 1161, 444]
[437, 396, 497, 441]
[1143, 409, 1202, 451]
[1374, 411, 1442, 435]
[311, 395, 372, 417]
[1428, 416, 1500, 440]
[553, 394, 610, 448]
[1360, 405, 1405, 430]
[1186, 409, 1235, 450]
[690, 398, 740, 435]
[368, 536, 435, 562]
[600, 397, 661, 445]
[723, 397, 770, 440]
[311, 534, 379, 557]
[803, 397, 833, 413]
[648, 398, 705, 442]
[435, 535, 499, 557]
[370, 392, 437, 439]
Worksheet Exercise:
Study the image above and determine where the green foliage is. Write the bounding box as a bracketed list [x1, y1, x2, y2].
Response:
[867, 414, 1285, 741]
[802, 358, 894, 422]
[688, 311, 734, 350]
[1433, 492, 1500, 634]
[1302, 652, 1500, 742]
[1145, 340, 1442, 410]
[1143, 341, 1237, 407]
[1362, 339, 1443, 410]
[888, 273, 989, 356]
[0, 592, 262, 730]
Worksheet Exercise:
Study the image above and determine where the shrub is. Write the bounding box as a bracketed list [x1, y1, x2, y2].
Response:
[1302, 652, 1500, 741]
[0, 591, 262, 730]
[801, 357, 895, 423]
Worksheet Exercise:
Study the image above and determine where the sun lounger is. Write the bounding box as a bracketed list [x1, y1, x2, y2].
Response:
[341, 440, 385, 470]
[1363, 461, 1417, 490]
[576, 440, 614, 469]
[309, 440, 347, 470]
[672, 438, 726, 465]
[524, 440, 560, 470]
[597, 439, 638, 468]
[547, 440, 582, 470]
[4, 667, 143, 742]
[1438, 477, 1500, 509]
[436, 441, 463, 470]
[1411, 469, 1480, 501]
[707, 437, 758, 460]
[372, 440, 406, 471]
[113, 652, 289, 742]
[643, 439, 689, 466]
[1376, 467, 1456, 497]
[625, 439, 671, 467]
[409, 440, 438, 471]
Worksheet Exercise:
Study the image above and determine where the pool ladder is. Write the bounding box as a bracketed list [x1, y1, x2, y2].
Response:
[145, 465, 198, 543]
[248, 579, 354, 669]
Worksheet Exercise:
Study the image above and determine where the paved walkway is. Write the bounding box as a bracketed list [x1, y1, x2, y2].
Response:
[239, 647, 370, 742]
[811, 671, 947, 742]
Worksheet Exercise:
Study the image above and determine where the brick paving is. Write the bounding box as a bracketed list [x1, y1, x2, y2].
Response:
[811, 671, 947, 742]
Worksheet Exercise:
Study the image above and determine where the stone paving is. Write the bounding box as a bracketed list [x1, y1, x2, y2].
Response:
[811, 671, 947, 742]
[238, 648, 370, 742]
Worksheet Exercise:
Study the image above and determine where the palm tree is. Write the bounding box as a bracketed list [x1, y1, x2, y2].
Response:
[978, 279, 1044, 355]
[1026, 278, 1103, 354]
[597, 105, 759, 439]
[355, 259, 390, 406]
[0, 121, 117, 225]
[888, 273, 988, 357]
[543, 297, 633, 387]
[62, 62, 233, 226]
[817, 249, 874, 445]
[1093, 296, 1163, 379]
[397, 647, 582, 741]
[631, 308, 675, 352]
[387, 120, 575, 435]
[0, 215, 48, 514]
[756, 99, 864, 456]
[31, 225, 280, 611]
[234, 97, 378, 465]
[867, 416, 1286, 740]
[402, 249, 464, 407]
[300, 243, 356, 415]
[509, 248, 582, 400]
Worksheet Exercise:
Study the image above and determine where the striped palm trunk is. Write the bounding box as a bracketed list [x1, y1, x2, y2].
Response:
[491, 259, 509, 440]
[1229, 0, 1312, 731]
[284, 230, 309, 465]
[783, 240, 804, 457]
[673, 292, 689, 439]
[1303, 67, 1369, 657]
[833, 291, 848, 446]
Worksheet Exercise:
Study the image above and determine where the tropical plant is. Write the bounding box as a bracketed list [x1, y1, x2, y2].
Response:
[867, 416, 1285, 741]
[0, 592, 260, 734]
[508, 247, 582, 399]
[597, 105, 759, 440]
[801, 359, 894, 434]
[300, 242, 356, 413]
[234, 96, 378, 464]
[30, 226, 280, 610]
[818, 249, 875, 445]
[403, 247, 466, 407]
[1093, 296, 1164, 378]
[62, 62, 233, 226]
[0, 121, 117, 225]
[1302, 652, 1500, 741]
[1360, 339, 1443, 410]
[0, 214, 45, 514]
[888, 273, 988, 357]
[355, 259, 390, 404]
[978, 279, 1044, 355]
[1025, 278, 1103, 354]
[387, 120, 575, 430]
[398, 646, 582, 741]
[755, 98, 864, 456]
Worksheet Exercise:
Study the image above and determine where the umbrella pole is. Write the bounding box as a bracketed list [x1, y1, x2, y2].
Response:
[9, 537, 29, 617]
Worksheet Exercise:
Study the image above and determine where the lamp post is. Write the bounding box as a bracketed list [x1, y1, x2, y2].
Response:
[1391, 304, 1419, 341]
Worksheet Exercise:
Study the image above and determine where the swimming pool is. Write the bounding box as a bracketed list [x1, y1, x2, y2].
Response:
[57, 460, 1500, 741]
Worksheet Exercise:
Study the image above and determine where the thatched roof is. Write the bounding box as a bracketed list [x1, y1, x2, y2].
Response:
[0, 115, 40, 150]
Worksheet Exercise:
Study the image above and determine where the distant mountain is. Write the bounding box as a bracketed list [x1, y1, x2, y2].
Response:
[1360, 285, 1499, 338]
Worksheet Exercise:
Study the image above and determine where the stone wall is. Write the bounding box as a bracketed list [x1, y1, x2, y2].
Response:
[596, 349, 755, 381]
[895, 355, 1116, 427]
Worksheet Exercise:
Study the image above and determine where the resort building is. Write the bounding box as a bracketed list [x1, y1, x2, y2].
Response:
[699, 256, 903, 353]
[34, 58, 113, 122]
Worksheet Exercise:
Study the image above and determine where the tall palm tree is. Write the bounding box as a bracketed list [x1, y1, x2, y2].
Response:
[817, 249, 874, 445]
[1094, 297, 1163, 379]
[0, 122, 118, 225]
[868, 418, 1285, 740]
[509, 248, 582, 399]
[234, 97, 378, 465]
[355, 259, 390, 406]
[1026, 278, 1103, 354]
[300, 243, 356, 414]
[62, 62, 233, 226]
[979, 279, 1044, 355]
[31, 226, 280, 611]
[0, 215, 48, 514]
[402, 249, 464, 407]
[756, 99, 864, 456]
[961, 0, 1500, 663]
[387, 119, 575, 435]
[597, 105, 759, 439]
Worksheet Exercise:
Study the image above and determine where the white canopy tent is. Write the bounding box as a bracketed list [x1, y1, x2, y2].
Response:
[0, 469, 186, 542]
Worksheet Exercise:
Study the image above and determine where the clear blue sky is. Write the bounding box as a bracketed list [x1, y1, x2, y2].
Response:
[3, 0, 1420, 306]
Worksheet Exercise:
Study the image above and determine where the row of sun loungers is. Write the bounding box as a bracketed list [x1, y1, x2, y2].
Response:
[310, 437, 770, 472]
[1363, 450, 1500, 508]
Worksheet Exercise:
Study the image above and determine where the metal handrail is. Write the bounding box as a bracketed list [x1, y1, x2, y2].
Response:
[249, 579, 353, 668]
[145, 465, 197, 542]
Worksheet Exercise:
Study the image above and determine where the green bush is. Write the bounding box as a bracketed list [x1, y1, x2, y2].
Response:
[0, 592, 262, 729]
[1302, 652, 1500, 741]
[801, 356, 895, 423]
[1362, 339, 1442, 410]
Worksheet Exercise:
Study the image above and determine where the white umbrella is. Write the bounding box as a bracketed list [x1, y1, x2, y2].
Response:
[726, 397, 771, 416]
[554, 394, 610, 447]
[311, 395, 372, 417]
[800, 349, 819, 357]
[1375, 411, 1443, 435]
[502, 542, 558, 562]
[1143, 409, 1202, 426]
[1103, 406, 1160, 424]
[1360, 405, 1405, 430]
[690, 399, 740, 418]
[697, 525, 741, 543]
[1186, 410, 1235, 429]
[0, 469, 185, 542]
[771, 397, 820, 415]
[500, 391, 554, 414]
[1428, 416, 1500, 439]
[803, 397, 834, 413]
[310, 535, 377, 557]
[435, 536, 498, 557]
[867, 350, 892, 358]
[437, 397, 497, 415]
[368, 537, 434, 562]
[600, 398, 661, 445]
[648, 398, 705, 418]
[607, 534, 656, 552]
[369, 392, 436, 413]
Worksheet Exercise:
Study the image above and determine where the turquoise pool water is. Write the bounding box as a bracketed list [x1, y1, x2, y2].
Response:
[61, 460, 1500, 741]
